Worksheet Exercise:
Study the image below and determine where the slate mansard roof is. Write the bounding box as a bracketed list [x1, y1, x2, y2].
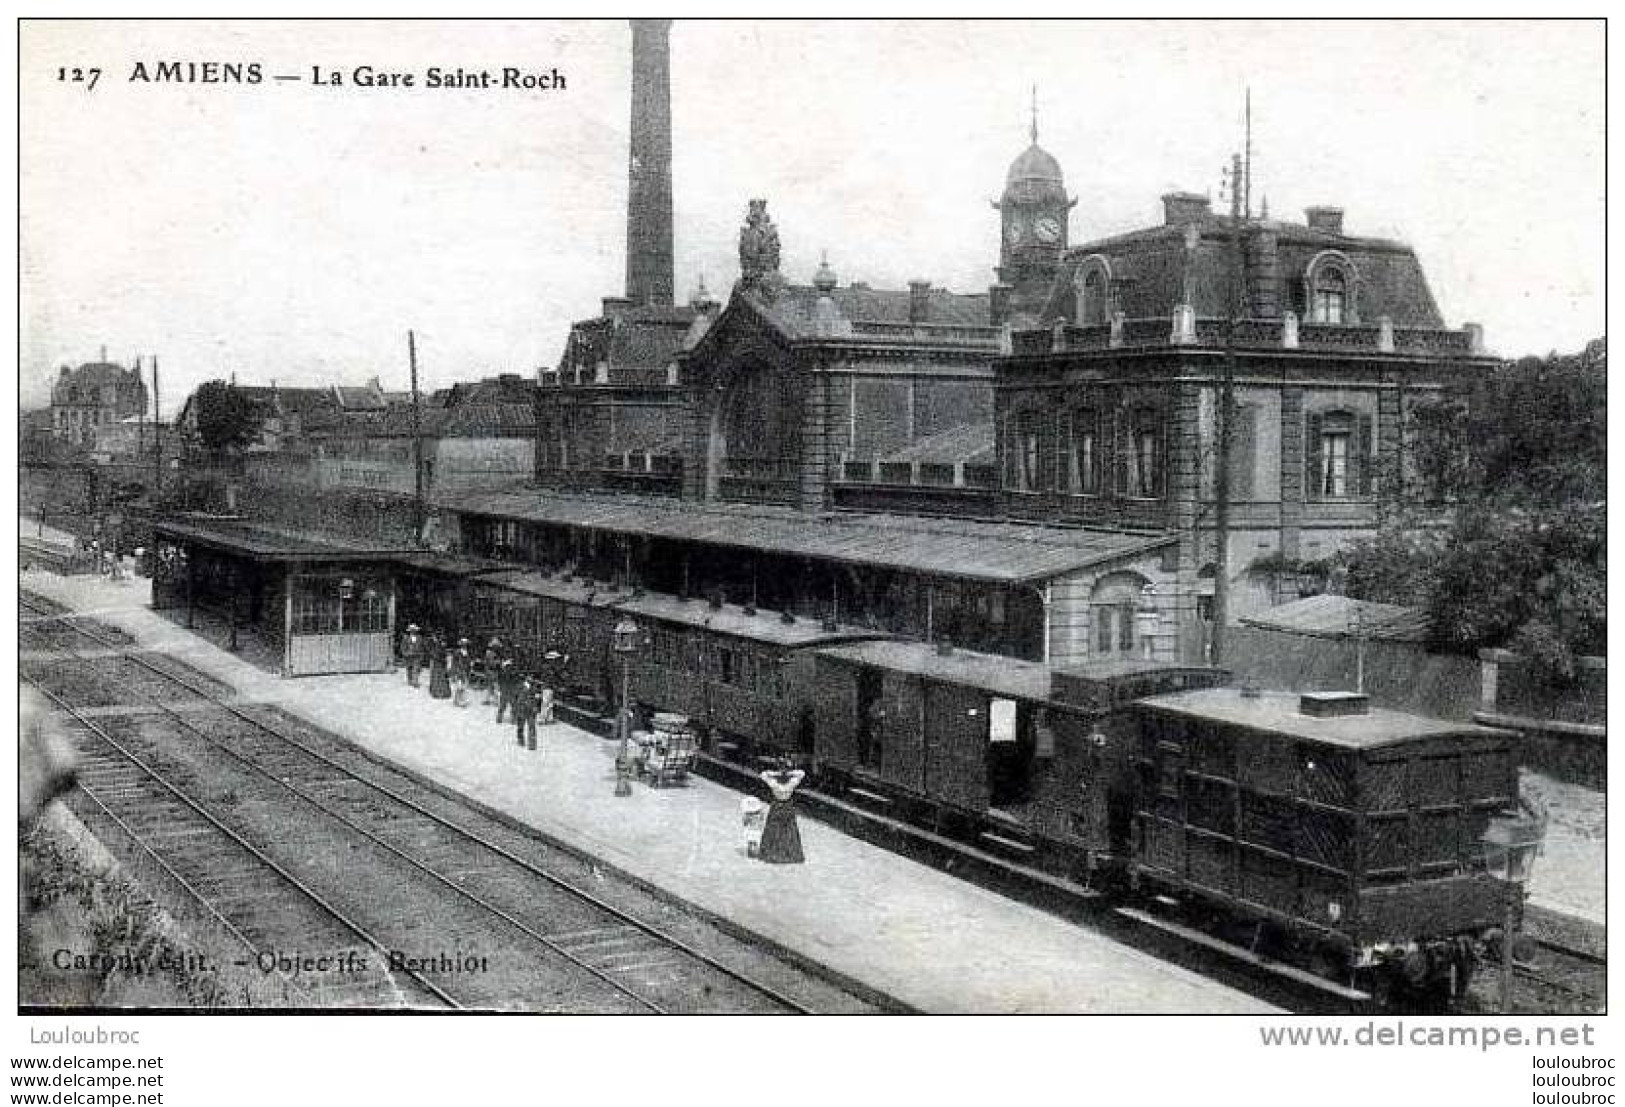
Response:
[1039, 205, 1447, 329]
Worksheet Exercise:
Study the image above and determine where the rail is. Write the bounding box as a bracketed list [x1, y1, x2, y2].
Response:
[22, 593, 816, 1015]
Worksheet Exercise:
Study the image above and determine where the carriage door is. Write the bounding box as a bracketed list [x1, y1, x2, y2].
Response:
[855, 668, 884, 772]
[1139, 723, 1188, 875]
[987, 698, 1037, 812]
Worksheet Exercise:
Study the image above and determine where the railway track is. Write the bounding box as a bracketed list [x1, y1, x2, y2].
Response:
[30, 682, 444, 1009]
[21, 592, 845, 1014]
[1507, 937, 1607, 1014]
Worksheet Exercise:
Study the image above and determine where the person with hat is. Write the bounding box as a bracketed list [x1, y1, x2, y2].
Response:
[513, 676, 539, 751]
[400, 624, 426, 688]
[481, 638, 504, 706]
[494, 655, 518, 724]
[427, 634, 452, 700]
[450, 638, 473, 707]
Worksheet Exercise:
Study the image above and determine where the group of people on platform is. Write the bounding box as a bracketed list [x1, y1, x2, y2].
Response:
[397, 624, 556, 752]
[394, 622, 805, 864]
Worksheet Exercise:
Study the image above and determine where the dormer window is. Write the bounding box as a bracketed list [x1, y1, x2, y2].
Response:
[1304, 251, 1358, 324]
[1312, 269, 1347, 324]
[1074, 256, 1112, 326]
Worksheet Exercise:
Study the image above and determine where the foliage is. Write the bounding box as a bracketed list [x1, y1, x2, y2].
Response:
[1334, 525, 1447, 607]
[191, 381, 261, 455]
[1340, 340, 1606, 680]
[1427, 503, 1605, 679]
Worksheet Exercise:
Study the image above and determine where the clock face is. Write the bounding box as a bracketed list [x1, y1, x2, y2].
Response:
[1035, 215, 1063, 244]
[1005, 221, 1024, 246]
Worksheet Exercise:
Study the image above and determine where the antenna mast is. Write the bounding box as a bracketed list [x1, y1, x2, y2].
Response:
[1212, 151, 1244, 666]
[409, 330, 425, 546]
[1244, 87, 1254, 219]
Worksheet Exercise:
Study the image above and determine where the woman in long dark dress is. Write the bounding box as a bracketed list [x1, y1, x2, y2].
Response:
[427, 638, 452, 700]
[756, 767, 806, 864]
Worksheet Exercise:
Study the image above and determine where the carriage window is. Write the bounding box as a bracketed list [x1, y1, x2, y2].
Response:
[719, 648, 736, 685]
[988, 698, 1018, 744]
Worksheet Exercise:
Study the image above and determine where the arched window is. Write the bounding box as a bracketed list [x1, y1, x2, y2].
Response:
[1305, 251, 1358, 324]
[1091, 571, 1151, 657]
[1074, 256, 1112, 325]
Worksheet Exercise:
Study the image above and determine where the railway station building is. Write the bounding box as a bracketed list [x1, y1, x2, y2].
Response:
[995, 197, 1496, 657]
[163, 23, 1496, 674]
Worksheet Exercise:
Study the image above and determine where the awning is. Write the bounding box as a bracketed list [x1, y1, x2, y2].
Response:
[152, 516, 412, 564]
[440, 489, 1174, 585]
[1240, 593, 1430, 643]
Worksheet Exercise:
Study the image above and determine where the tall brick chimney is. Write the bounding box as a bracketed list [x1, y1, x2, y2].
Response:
[625, 19, 674, 308]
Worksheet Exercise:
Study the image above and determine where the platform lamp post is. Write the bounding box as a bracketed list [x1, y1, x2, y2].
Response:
[1481, 808, 1547, 1013]
[612, 617, 641, 797]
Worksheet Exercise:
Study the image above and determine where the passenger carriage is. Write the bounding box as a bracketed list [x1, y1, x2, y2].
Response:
[462, 569, 620, 702]
[610, 593, 888, 764]
[812, 641, 1223, 875]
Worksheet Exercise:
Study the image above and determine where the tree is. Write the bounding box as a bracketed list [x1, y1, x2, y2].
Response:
[1341, 339, 1605, 680]
[191, 381, 261, 457]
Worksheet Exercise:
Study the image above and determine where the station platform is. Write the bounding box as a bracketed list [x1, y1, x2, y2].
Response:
[21, 563, 1278, 1014]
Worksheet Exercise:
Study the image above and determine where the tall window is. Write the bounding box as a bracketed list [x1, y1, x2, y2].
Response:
[1320, 427, 1350, 497]
[1121, 408, 1163, 499]
[1307, 410, 1373, 500]
[1061, 407, 1100, 494]
[1007, 409, 1045, 492]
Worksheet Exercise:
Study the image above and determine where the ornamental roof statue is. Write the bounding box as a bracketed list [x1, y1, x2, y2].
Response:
[737, 199, 782, 295]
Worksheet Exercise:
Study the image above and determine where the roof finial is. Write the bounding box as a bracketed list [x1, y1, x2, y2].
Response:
[813, 249, 838, 292]
[1030, 84, 1039, 144]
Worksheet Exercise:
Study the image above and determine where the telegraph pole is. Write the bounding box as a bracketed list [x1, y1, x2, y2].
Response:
[1212, 151, 1243, 665]
[152, 356, 163, 502]
[409, 330, 425, 545]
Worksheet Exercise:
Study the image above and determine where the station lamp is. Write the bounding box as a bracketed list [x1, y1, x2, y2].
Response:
[1481, 807, 1548, 1013]
[611, 618, 642, 797]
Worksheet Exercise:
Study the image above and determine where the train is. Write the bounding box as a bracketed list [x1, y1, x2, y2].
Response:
[397, 560, 1523, 1005]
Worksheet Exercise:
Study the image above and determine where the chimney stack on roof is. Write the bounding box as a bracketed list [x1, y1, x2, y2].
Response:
[1304, 206, 1345, 235]
[1162, 192, 1211, 226]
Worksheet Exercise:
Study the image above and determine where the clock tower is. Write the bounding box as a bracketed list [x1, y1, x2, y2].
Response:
[992, 105, 1074, 324]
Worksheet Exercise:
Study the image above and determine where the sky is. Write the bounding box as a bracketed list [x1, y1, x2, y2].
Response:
[19, 19, 1604, 416]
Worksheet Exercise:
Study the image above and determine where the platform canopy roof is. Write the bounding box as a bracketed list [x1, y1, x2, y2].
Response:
[443, 489, 1174, 585]
[152, 516, 413, 564]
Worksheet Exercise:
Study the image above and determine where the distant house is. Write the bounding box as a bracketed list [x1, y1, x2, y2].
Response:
[173, 380, 387, 455]
[49, 360, 148, 448]
[300, 374, 536, 495]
